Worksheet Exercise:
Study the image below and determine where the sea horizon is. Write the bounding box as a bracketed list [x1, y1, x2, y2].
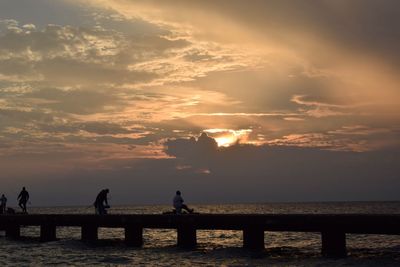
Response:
[7, 200, 400, 208]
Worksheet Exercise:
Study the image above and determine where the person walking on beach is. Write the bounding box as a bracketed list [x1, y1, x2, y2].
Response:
[18, 187, 29, 213]
[173, 190, 194, 214]
[0, 194, 7, 214]
[94, 189, 109, 215]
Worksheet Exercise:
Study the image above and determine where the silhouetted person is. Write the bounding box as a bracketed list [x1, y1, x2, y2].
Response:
[18, 187, 29, 213]
[173, 190, 193, 214]
[94, 189, 109, 215]
[0, 194, 7, 214]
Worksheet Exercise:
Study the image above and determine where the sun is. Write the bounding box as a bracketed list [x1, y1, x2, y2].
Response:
[204, 128, 253, 147]
[214, 135, 238, 147]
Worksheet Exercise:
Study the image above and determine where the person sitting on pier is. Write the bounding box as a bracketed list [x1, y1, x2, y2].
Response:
[0, 194, 7, 214]
[18, 187, 29, 213]
[173, 190, 194, 214]
[94, 189, 110, 215]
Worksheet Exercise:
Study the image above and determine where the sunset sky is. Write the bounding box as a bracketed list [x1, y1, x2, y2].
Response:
[0, 0, 399, 206]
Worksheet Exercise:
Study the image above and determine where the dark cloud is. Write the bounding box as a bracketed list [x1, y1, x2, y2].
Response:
[165, 132, 218, 167]
[162, 134, 400, 202]
[0, 131, 399, 205]
[2, 139, 399, 206]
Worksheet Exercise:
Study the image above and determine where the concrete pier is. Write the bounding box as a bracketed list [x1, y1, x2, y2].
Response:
[321, 231, 347, 258]
[125, 225, 143, 247]
[81, 224, 98, 241]
[177, 224, 197, 248]
[243, 226, 264, 250]
[1, 213, 400, 257]
[5, 224, 20, 239]
[40, 224, 57, 242]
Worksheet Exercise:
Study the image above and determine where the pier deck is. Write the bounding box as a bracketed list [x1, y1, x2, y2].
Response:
[1, 214, 399, 257]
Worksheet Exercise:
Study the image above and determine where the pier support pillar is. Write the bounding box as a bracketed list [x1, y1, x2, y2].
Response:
[243, 227, 264, 250]
[321, 231, 347, 258]
[5, 224, 20, 239]
[125, 225, 143, 247]
[81, 225, 98, 241]
[177, 225, 197, 248]
[40, 224, 57, 242]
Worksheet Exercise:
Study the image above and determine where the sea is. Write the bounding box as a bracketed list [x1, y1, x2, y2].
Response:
[1, 202, 400, 266]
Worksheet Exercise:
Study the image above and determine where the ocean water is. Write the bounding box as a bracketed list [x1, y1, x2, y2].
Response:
[1, 202, 400, 266]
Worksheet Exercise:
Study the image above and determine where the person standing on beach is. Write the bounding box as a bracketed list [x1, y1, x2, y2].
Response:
[94, 189, 109, 215]
[18, 187, 29, 213]
[0, 194, 7, 214]
[173, 190, 194, 214]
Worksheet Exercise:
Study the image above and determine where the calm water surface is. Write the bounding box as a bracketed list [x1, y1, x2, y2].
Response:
[1, 202, 400, 266]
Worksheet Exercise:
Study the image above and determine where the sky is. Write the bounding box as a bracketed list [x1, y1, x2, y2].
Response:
[0, 0, 399, 206]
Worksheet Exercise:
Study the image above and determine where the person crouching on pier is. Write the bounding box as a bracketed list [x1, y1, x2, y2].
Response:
[18, 187, 29, 213]
[94, 189, 110, 215]
[173, 190, 194, 214]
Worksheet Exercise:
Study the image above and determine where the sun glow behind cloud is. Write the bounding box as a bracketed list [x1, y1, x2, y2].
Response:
[204, 129, 252, 147]
[213, 135, 237, 147]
